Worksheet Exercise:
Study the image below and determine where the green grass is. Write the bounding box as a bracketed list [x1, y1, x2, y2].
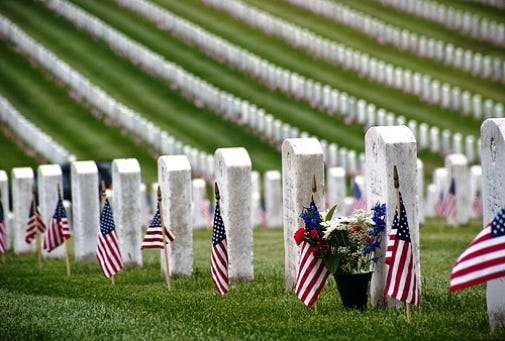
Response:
[0, 38, 159, 182]
[1, 219, 504, 339]
[0, 0, 282, 175]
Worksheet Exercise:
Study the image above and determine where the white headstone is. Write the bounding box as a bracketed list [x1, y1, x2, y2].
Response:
[214, 147, 253, 282]
[158, 155, 193, 276]
[264, 170, 282, 228]
[444, 154, 469, 226]
[71, 161, 99, 262]
[12, 167, 34, 254]
[327, 167, 346, 217]
[425, 184, 438, 217]
[38, 164, 65, 258]
[112, 158, 142, 267]
[469, 165, 482, 218]
[430, 126, 440, 152]
[282, 138, 324, 292]
[365, 125, 419, 308]
[417, 159, 425, 225]
[192, 178, 209, 230]
[480, 118, 505, 330]
[251, 171, 262, 227]
[465, 135, 476, 163]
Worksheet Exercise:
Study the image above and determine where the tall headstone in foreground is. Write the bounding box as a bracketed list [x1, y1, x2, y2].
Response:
[480, 118, 505, 330]
[282, 138, 324, 292]
[158, 155, 193, 276]
[12, 167, 34, 254]
[71, 161, 99, 263]
[38, 164, 64, 258]
[365, 125, 419, 308]
[214, 147, 253, 282]
[113, 158, 142, 267]
[444, 154, 469, 227]
[264, 170, 282, 228]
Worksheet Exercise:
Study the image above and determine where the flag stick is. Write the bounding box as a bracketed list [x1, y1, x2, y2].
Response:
[158, 186, 172, 291]
[33, 191, 42, 269]
[58, 185, 71, 277]
[101, 182, 114, 285]
[394, 165, 411, 324]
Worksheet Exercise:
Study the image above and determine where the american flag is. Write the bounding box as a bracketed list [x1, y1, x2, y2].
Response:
[350, 180, 367, 213]
[211, 202, 228, 296]
[449, 207, 505, 292]
[141, 203, 175, 249]
[295, 240, 329, 307]
[25, 199, 47, 244]
[383, 192, 419, 306]
[200, 199, 213, 228]
[97, 198, 123, 278]
[441, 178, 457, 220]
[472, 190, 482, 218]
[384, 193, 402, 266]
[43, 196, 71, 252]
[0, 200, 6, 254]
[434, 188, 445, 217]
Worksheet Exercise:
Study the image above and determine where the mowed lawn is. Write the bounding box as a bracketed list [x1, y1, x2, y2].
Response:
[1, 218, 504, 340]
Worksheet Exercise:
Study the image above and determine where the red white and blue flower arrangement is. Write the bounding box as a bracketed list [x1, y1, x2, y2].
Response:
[294, 200, 386, 275]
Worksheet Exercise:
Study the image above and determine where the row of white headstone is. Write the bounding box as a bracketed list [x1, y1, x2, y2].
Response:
[40, 0, 370, 174]
[0, 95, 74, 164]
[202, 0, 503, 117]
[469, 0, 505, 9]
[115, 0, 484, 163]
[2, 121, 503, 328]
[0, 15, 215, 180]
[286, 0, 505, 83]
[380, 0, 505, 47]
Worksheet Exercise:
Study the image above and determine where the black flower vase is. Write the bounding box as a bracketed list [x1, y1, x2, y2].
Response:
[333, 272, 372, 310]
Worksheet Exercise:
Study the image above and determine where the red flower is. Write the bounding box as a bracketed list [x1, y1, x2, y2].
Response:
[310, 229, 319, 239]
[352, 225, 362, 231]
[363, 234, 371, 243]
[294, 228, 306, 245]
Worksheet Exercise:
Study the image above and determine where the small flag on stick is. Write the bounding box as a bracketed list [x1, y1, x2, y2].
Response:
[449, 207, 505, 292]
[141, 186, 174, 290]
[42, 194, 71, 253]
[97, 195, 123, 280]
[295, 176, 329, 309]
[211, 183, 229, 296]
[350, 180, 367, 213]
[384, 166, 419, 324]
[25, 195, 46, 245]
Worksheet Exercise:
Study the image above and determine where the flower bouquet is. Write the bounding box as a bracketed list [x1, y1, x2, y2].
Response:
[294, 201, 386, 275]
[294, 199, 386, 309]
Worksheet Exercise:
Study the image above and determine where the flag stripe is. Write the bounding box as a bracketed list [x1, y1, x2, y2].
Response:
[96, 199, 123, 278]
[383, 192, 419, 306]
[141, 206, 175, 250]
[295, 241, 329, 308]
[42, 198, 71, 252]
[211, 203, 229, 296]
[449, 210, 505, 292]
